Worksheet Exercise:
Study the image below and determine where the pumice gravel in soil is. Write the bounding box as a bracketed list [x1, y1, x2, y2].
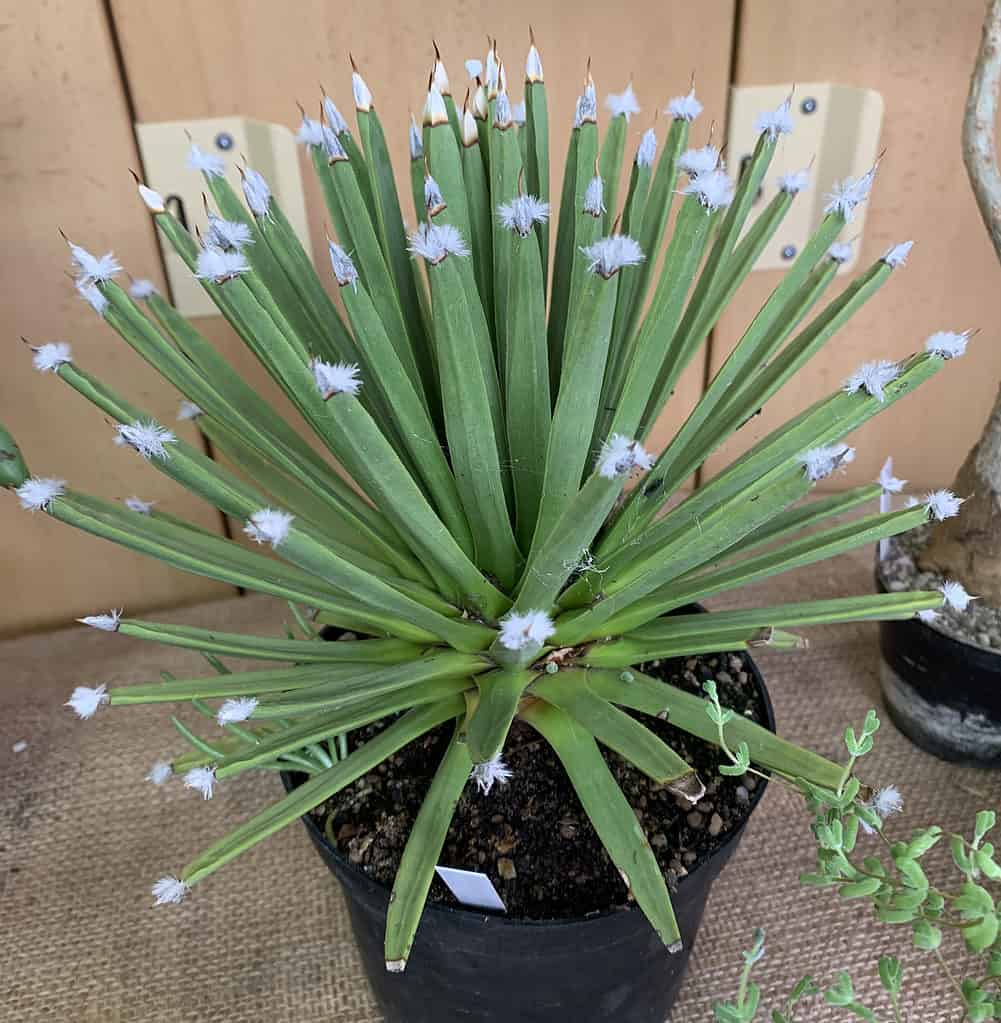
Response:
[880, 528, 1001, 650]
[310, 651, 765, 920]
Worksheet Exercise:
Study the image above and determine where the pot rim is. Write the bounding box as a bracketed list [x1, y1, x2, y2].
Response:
[283, 605, 776, 932]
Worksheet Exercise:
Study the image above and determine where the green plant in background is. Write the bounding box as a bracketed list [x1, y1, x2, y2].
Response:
[0, 36, 979, 971]
[709, 709, 1001, 1021]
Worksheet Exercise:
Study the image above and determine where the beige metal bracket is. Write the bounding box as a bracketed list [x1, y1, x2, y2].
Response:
[135, 117, 310, 316]
[726, 83, 884, 273]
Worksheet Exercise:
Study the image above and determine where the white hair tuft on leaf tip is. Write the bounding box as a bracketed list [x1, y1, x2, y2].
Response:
[824, 167, 877, 222]
[116, 421, 176, 460]
[881, 241, 913, 268]
[939, 579, 974, 612]
[754, 99, 794, 140]
[667, 88, 702, 122]
[598, 434, 654, 479]
[923, 489, 964, 521]
[16, 477, 66, 512]
[800, 443, 855, 482]
[152, 876, 190, 905]
[409, 115, 424, 160]
[76, 281, 109, 317]
[328, 243, 360, 290]
[465, 58, 483, 80]
[66, 684, 109, 720]
[352, 70, 373, 111]
[925, 330, 970, 360]
[125, 496, 155, 515]
[322, 95, 349, 135]
[511, 101, 526, 125]
[497, 195, 550, 236]
[312, 359, 361, 398]
[471, 755, 514, 795]
[842, 360, 901, 403]
[580, 235, 644, 278]
[582, 174, 605, 216]
[678, 145, 720, 178]
[195, 246, 250, 283]
[637, 129, 658, 169]
[177, 400, 203, 422]
[138, 184, 166, 213]
[187, 143, 225, 178]
[242, 167, 273, 218]
[407, 222, 470, 264]
[146, 761, 173, 786]
[78, 609, 123, 632]
[525, 46, 543, 83]
[827, 241, 854, 264]
[68, 243, 122, 286]
[498, 609, 556, 651]
[183, 765, 217, 800]
[243, 508, 294, 549]
[777, 168, 810, 195]
[682, 168, 735, 211]
[129, 278, 158, 300]
[206, 214, 254, 252]
[877, 457, 906, 494]
[32, 341, 73, 373]
[605, 83, 640, 122]
[217, 697, 259, 725]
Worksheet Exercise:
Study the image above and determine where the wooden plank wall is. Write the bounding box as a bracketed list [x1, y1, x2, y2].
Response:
[0, 0, 232, 637]
[5, 0, 999, 633]
[706, 1, 1001, 492]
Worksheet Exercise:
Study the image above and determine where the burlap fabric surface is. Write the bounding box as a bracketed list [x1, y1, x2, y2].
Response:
[2, 548, 998, 1022]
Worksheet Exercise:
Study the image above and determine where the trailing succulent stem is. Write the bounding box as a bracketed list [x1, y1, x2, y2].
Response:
[7, 34, 975, 973]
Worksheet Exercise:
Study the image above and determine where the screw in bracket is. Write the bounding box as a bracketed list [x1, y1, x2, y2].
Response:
[800, 97, 818, 115]
[214, 132, 235, 151]
[781, 244, 797, 261]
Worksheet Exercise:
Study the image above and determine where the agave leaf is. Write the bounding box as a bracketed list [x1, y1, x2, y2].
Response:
[108, 663, 358, 704]
[547, 122, 580, 389]
[524, 77, 550, 284]
[598, 192, 717, 448]
[623, 114, 689, 344]
[465, 668, 537, 763]
[531, 669, 695, 784]
[216, 677, 472, 776]
[585, 591, 943, 666]
[643, 217, 845, 491]
[182, 697, 464, 886]
[555, 465, 812, 644]
[721, 484, 882, 562]
[461, 117, 495, 315]
[206, 169, 357, 364]
[601, 504, 930, 635]
[116, 619, 420, 664]
[585, 669, 844, 790]
[426, 254, 521, 589]
[597, 112, 628, 233]
[600, 352, 943, 555]
[385, 721, 473, 972]
[519, 699, 681, 949]
[356, 106, 436, 398]
[505, 227, 551, 549]
[582, 626, 806, 668]
[333, 266, 474, 557]
[251, 652, 486, 718]
[533, 265, 621, 545]
[637, 187, 795, 440]
[563, 118, 601, 344]
[489, 114, 525, 366]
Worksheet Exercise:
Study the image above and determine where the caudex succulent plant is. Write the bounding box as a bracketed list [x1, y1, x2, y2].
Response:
[0, 35, 978, 972]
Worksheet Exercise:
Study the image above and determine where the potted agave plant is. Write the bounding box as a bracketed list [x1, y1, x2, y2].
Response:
[0, 33, 980, 1023]
[875, 0, 1001, 767]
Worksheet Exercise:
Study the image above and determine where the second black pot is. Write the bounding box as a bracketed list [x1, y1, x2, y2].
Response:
[283, 644, 774, 1023]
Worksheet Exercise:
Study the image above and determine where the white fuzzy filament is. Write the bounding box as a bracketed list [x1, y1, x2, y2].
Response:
[312, 359, 362, 398]
[842, 360, 901, 403]
[32, 341, 73, 373]
[667, 88, 703, 122]
[497, 195, 550, 236]
[217, 697, 258, 725]
[183, 766, 217, 800]
[580, 236, 645, 278]
[16, 477, 66, 512]
[78, 609, 123, 632]
[498, 609, 555, 651]
[471, 755, 514, 795]
[801, 444, 855, 482]
[598, 434, 654, 479]
[66, 684, 109, 720]
[243, 508, 294, 548]
[117, 421, 176, 460]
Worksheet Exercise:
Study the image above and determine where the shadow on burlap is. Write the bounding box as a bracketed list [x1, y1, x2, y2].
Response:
[1, 548, 997, 1022]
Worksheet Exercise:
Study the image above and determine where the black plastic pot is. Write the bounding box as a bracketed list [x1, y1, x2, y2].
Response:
[877, 573, 1001, 765]
[282, 636, 774, 1023]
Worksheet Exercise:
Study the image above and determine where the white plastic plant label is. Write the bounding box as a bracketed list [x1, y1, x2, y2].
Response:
[434, 866, 507, 912]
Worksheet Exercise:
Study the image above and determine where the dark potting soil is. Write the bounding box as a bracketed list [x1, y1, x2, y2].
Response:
[307, 650, 766, 921]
